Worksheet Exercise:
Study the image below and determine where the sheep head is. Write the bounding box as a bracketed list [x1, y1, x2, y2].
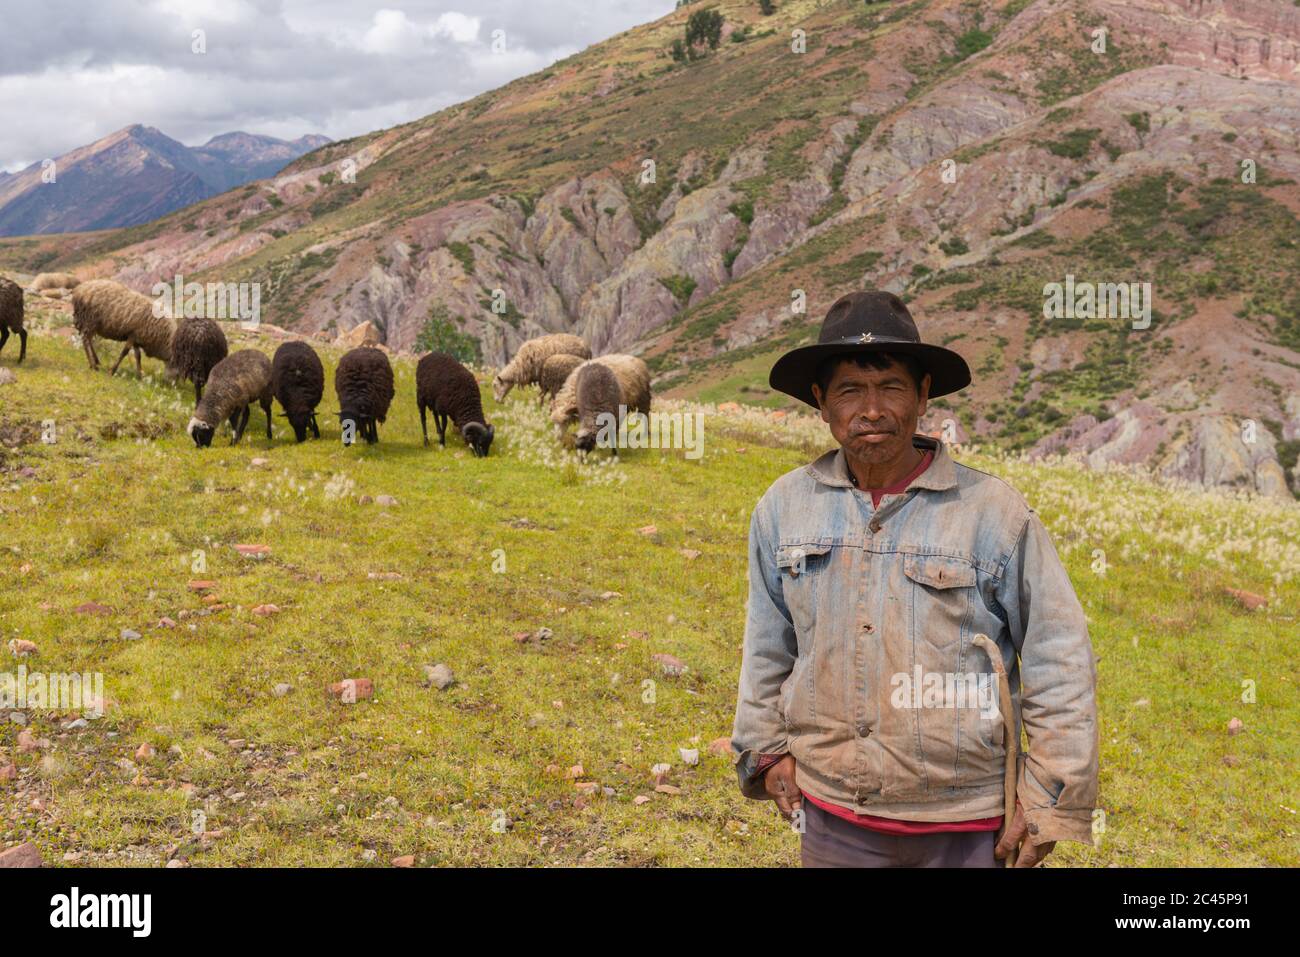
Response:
[492, 374, 512, 403]
[463, 422, 494, 458]
[187, 416, 216, 448]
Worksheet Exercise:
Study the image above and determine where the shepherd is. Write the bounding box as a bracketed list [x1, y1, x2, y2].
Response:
[731, 291, 1099, 868]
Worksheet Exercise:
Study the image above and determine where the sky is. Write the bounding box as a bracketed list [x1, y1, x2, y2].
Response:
[0, 0, 679, 172]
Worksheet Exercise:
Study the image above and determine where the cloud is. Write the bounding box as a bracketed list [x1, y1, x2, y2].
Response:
[0, 0, 676, 172]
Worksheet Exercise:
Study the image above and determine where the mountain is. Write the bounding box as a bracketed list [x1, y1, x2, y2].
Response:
[0, 126, 329, 236]
[2, 0, 1298, 499]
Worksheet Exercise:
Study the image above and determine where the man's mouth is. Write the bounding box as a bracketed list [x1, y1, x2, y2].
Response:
[854, 430, 894, 444]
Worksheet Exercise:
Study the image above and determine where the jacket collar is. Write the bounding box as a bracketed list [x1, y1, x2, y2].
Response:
[805, 434, 958, 493]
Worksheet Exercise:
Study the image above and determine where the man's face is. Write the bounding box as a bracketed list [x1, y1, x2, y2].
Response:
[811, 356, 930, 466]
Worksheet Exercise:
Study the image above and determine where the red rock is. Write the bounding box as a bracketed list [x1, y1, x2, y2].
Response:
[680, 548, 701, 561]
[187, 580, 216, 591]
[0, 843, 43, 868]
[652, 653, 688, 676]
[1224, 588, 1267, 611]
[633, 795, 651, 805]
[135, 743, 155, 761]
[707, 737, 732, 756]
[654, 784, 682, 796]
[7, 639, 37, 657]
[391, 855, 415, 868]
[0, 762, 16, 783]
[75, 601, 111, 615]
[1227, 717, 1245, 736]
[234, 544, 271, 558]
[327, 678, 374, 702]
[17, 729, 39, 753]
[252, 604, 281, 616]
[637, 525, 658, 536]
[157, 617, 177, 628]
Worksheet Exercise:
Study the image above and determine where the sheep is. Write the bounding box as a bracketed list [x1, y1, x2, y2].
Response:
[573, 362, 622, 457]
[537, 352, 584, 406]
[30, 272, 80, 293]
[186, 349, 273, 448]
[71, 279, 174, 377]
[550, 353, 652, 438]
[416, 351, 494, 456]
[492, 333, 590, 402]
[0, 277, 25, 364]
[271, 341, 325, 442]
[334, 346, 394, 445]
[165, 316, 228, 404]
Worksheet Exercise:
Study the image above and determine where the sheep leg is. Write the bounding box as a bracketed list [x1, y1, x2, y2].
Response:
[310, 414, 320, 440]
[133, 345, 143, 378]
[231, 406, 250, 446]
[0, 326, 8, 356]
[419, 404, 429, 446]
[262, 397, 273, 440]
[436, 412, 448, 448]
[17, 330, 24, 364]
[83, 334, 100, 370]
[194, 379, 203, 404]
[110, 342, 132, 376]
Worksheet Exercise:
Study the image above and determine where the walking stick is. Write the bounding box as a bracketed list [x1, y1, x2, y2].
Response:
[972, 633, 1019, 868]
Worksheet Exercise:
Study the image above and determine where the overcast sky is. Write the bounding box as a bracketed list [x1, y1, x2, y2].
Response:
[0, 0, 678, 172]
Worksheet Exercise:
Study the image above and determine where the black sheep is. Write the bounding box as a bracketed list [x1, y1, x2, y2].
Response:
[271, 341, 325, 442]
[0, 277, 26, 363]
[334, 346, 394, 445]
[574, 362, 622, 457]
[166, 317, 228, 403]
[416, 351, 494, 457]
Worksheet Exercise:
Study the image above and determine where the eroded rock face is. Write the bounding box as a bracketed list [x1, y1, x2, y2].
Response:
[1157, 415, 1291, 499]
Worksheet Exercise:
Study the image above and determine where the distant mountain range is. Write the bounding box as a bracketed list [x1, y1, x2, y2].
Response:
[0, 126, 330, 236]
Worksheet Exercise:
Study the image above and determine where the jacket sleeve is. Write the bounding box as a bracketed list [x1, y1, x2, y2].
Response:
[997, 511, 1100, 846]
[731, 498, 798, 800]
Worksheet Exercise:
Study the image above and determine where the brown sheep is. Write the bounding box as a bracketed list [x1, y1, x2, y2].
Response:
[186, 349, 273, 448]
[71, 279, 174, 377]
[0, 277, 25, 363]
[492, 333, 590, 401]
[537, 352, 584, 406]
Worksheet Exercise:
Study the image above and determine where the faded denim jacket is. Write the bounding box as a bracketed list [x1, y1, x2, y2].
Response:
[731, 435, 1099, 844]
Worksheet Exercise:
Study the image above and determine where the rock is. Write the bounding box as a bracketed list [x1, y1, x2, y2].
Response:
[0, 843, 43, 868]
[7, 639, 37, 657]
[391, 854, 415, 868]
[272, 683, 293, 698]
[599, 591, 622, 600]
[0, 762, 15, 783]
[251, 604, 281, 616]
[64, 718, 88, 730]
[680, 548, 701, 561]
[336, 321, 381, 348]
[718, 401, 741, 413]
[679, 748, 700, 766]
[1224, 588, 1267, 611]
[120, 628, 142, 640]
[1227, 717, 1245, 736]
[157, 617, 177, 628]
[187, 580, 216, 591]
[8, 712, 26, 725]
[423, 664, 455, 690]
[652, 653, 687, 677]
[633, 794, 651, 805]
[0, 369, 16, 387]
[1222, 754, 1241, 767]
[75, 601, 111, 615]
[357, 494, 374, 505]
[374, 495, 398, 507]
[250, 458, 269, 467]
[233, 544, 271, 558]
[707, 736, 732, 756]
[327, 678, 374, 702]
[637, 525, 658, 536]
[367, 571, 403, 580]
[654, 784, 682, 796]
[17, 729, 40, 752]
[135, 743, 155, 761]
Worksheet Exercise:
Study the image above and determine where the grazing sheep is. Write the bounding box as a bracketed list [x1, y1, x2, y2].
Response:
[492, 333, 590, 402]
[573, 362, 622, 457]
[334, 346, 394, 445]
[416, 351, 494, 457]
[271, 341, 325, 442]
[186, 349, 273, 448]
[71, 279, 174, 376]
[550, 353, 652, 436]
[30, 272, 80, 293]
[166, 317, 228, 403]
[537, 352, 584, 406]
[0, 277, 25, 364]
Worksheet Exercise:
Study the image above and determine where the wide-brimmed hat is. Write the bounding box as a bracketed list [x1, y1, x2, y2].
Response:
[769, 291, 971, 408]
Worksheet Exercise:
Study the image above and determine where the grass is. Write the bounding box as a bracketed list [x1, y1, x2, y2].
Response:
[1, 318, 1297, 867]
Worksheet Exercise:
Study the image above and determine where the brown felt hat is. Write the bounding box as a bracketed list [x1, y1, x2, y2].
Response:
[769, 291, 971, 408]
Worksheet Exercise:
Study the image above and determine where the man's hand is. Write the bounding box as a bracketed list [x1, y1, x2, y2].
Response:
[994, 802, 1056, 867]
[763, 754, 803, 820]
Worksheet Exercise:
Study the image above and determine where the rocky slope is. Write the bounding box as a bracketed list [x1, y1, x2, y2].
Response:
[1, 0, 1297, 499]
[0, 126, 329, 236]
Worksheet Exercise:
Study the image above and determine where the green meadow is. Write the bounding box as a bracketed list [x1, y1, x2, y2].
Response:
[0, 319, 1295, 866]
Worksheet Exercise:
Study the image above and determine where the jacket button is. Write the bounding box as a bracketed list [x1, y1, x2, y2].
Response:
[857, 724, 868, 737]
[862, 623, 875, 634]
[869, 522, 881, 533]
[1028, 822, 1039, 835]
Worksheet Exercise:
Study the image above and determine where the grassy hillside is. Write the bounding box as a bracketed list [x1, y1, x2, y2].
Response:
[1, 316, 1296, 866]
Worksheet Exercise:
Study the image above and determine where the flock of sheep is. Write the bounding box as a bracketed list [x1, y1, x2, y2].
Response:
[0, 274, 653, 457]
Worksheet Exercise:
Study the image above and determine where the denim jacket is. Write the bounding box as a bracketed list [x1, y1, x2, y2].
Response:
[731, 435, 1099, 845]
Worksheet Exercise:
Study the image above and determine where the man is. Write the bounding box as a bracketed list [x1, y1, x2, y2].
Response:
[731, 290, 1098, 868]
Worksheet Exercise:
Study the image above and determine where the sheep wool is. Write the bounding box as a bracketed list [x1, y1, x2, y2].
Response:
[271, 341, 325, 442]
[573, 362, 622, 456]
[166, 316, 228, 403]
[72, 279, 175, 376]
[550, 353, 652, 431]
[187, 349, 273, 448]
[416, 351, 494, 456]
[492, 333, 590, 401]
[30, 272, 80, 292]
[334, 346, 395, 445]
[0, 277, 25, 364]
[537, 352, 584, 405]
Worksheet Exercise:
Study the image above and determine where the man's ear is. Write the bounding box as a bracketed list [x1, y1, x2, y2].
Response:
[810, 382, 830, 424]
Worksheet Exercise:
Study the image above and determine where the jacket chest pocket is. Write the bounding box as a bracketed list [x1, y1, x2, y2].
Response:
[776, 542, 832, 646]
[902, 553, 977, 654]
